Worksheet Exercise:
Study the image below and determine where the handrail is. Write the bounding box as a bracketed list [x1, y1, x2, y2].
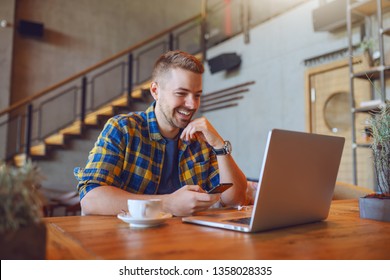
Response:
[0, 14, 201, 117]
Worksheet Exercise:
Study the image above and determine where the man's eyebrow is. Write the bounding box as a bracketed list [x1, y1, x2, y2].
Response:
[176, 87, 203, 94]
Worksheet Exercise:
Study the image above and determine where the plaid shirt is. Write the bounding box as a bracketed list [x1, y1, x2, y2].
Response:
[74, 102, 220, 200]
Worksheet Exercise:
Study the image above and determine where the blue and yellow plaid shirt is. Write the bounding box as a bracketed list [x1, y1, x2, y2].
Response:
[74, 102, 220, 200]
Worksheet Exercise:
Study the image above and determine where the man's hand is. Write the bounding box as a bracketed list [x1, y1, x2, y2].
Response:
[180, 117, 224, 149]
[162, 185, 220, 216]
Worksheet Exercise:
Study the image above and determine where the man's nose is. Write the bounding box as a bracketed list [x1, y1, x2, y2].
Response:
[185, 95, 198, 109]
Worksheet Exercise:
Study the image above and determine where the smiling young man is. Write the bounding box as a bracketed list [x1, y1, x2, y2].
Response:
[74, 50, 247, 216]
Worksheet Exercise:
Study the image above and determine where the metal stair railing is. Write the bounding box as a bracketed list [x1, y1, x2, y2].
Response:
[0, 14, 203, 162]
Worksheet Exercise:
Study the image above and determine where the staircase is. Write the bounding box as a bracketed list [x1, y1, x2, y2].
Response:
[13, 83, 152, 166]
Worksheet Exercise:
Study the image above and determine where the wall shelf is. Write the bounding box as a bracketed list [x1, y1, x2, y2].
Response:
[352, 65, 390, 79]
[347, 0, 388, 186]
[350, 0, 390, 16]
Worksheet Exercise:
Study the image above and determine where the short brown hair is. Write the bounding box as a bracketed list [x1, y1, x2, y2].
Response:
[152, 50, 204, 82]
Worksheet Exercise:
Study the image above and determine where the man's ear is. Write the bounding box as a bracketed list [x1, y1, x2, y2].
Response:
[150, 82, 158, 101]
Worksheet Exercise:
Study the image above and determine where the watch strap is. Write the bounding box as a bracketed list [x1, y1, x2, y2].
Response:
[212, 140, 231, 155]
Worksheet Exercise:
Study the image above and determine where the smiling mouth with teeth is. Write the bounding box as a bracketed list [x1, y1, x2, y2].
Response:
[178, 110, 191, 116]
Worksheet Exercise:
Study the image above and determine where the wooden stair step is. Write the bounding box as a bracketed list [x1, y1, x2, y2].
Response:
[59, 122, 83, 136]
[13, 153, 27, 167]
[110, 88, 146, 107]
[129, 81, 151, 100]
[13, 143, 48, 166]
[111, 95, 128, 106]
[85, 106, 114, 126]
[31, 143, 47, 157]
[130, 88, 144, 99]
[45, 133, 66, 146]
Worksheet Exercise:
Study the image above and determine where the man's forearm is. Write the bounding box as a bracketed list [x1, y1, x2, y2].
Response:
[81, 185, 164, 215]
[217, 155, 247, 206]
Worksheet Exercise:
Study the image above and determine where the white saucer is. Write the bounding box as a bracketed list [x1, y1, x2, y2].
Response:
[117, 212, 172, 228]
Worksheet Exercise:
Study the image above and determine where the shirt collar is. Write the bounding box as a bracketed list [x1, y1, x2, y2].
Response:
[146, 101, 192, 147]
[146, 102, 164, 142]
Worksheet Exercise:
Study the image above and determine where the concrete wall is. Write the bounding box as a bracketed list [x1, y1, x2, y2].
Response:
[202, 0, 354, 179]
[0, 0, 14, 111]
[0, 0, 15, 159]
[11, 0, 200, 104]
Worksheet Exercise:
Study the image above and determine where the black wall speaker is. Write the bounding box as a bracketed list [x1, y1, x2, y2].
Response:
[18, 20, 44, 37]
[208, 53, 241, 74]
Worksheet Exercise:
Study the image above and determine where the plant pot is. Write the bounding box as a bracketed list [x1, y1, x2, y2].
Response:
[359, 196, 390, 222]
[0, 222, 46, 259]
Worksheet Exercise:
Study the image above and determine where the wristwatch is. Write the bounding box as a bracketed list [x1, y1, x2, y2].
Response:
[212, 140, 232, 155]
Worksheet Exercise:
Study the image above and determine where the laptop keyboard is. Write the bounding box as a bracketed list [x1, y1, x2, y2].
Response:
[226, 217, 252, 225]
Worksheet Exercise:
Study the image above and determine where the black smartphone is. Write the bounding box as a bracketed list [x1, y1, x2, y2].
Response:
[207, 183, 233, 194]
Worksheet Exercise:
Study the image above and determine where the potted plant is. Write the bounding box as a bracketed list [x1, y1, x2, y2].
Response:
[0, 160, 46, 259]
[359, 101, 390, 222]
[359, 36, 380, 67]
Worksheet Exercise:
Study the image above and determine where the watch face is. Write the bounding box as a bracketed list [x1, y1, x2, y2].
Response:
[212, 141, 231, 155]
[224, 141, 232, 154]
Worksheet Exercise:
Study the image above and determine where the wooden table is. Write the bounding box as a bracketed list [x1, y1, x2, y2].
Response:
[45, 200, 390, 260]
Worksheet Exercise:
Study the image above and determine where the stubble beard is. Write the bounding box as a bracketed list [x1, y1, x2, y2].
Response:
[159, 103, 193, 130]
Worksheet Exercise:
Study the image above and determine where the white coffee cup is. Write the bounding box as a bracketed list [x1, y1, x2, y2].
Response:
[127, 199, 162, 219]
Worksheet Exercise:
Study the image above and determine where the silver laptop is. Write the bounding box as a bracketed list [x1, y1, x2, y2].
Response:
[182, 129, 345, 233]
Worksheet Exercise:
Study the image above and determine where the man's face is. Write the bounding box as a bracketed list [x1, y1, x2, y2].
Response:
[152, 68, 202, 137]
